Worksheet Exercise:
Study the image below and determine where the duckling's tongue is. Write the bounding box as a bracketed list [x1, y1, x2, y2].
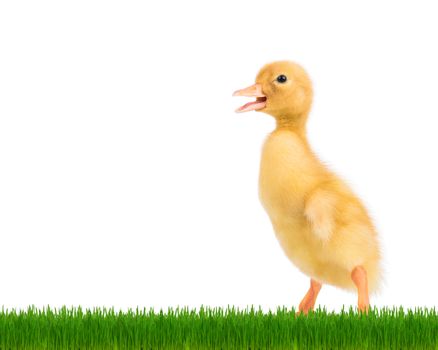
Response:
[233, 83, 267, 113]
[235, 98, 267, 113]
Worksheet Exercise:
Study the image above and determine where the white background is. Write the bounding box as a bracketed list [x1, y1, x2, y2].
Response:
[1, 1, 437, 313]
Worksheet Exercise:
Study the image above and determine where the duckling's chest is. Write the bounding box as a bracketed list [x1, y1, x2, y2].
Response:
[258, 131, 318, 221]
[258, 131, 327, 278]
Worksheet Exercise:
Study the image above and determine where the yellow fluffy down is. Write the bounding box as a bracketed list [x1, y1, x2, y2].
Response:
[255, 61, 383, 294]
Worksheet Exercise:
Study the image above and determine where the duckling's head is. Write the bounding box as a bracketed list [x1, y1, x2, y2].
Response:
[233, 61, 313, 127]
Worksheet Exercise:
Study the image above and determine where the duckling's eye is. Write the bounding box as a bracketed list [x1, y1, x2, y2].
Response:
[276, 75, 287, 83]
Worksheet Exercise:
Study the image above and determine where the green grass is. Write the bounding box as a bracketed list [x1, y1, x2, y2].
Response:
[0, 306, 437, 350]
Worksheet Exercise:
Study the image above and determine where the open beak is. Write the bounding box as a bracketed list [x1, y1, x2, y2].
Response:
[232, 83, 267, 113]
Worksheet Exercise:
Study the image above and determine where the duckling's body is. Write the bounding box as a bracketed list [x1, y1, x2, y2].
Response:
[233, 61, 382, 313]
[259, 129, 381, 293]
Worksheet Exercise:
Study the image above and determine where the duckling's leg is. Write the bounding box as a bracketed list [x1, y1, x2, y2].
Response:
[296, 279, 322, 315]
[351, 265, 370, 313]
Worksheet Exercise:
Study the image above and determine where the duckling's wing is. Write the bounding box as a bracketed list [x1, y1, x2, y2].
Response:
[304, 187, 337, 243]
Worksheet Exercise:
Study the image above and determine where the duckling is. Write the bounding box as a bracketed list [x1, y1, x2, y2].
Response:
[233, 61, 382, 314]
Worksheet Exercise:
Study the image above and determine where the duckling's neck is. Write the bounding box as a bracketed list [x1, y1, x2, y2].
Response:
[275, 113, 308, 139]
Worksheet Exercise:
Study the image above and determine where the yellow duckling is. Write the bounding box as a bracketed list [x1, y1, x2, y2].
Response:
[233, 61, 382, 313]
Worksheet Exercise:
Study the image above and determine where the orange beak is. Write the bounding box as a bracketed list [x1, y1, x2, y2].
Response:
[232, 83, 267, 113]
